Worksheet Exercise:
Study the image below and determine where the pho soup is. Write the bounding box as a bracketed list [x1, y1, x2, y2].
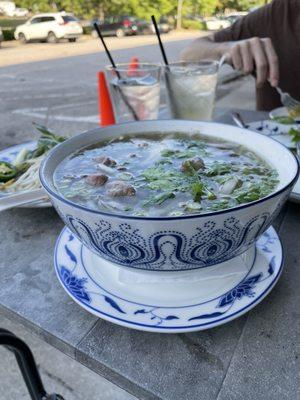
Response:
[54, 133, 279, 217]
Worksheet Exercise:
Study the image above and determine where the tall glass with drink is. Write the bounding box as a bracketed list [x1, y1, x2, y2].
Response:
[165, 61, 219, 121]
[105, 63, 161, 122]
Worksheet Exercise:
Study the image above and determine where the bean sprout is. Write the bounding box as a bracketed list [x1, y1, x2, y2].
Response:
[3, 157, 43, 193]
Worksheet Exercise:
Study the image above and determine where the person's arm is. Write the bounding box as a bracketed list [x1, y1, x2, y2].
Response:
[180, 35, 228, 62]
[181, 1, 280, 88]
[181, 35, 279, 88]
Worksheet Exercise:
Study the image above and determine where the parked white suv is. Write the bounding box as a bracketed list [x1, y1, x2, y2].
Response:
[205, 17, 231, 31]
[14, 13, 83, 43]
[12, 7, 29, 17]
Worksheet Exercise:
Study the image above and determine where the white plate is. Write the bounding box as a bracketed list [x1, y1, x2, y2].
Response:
[247, 120, 295, 148]
[269, 106, 300, 122]
[0, 141, 51, 208]
[247, 121, 300, 203]
[54, 226, 283, 333]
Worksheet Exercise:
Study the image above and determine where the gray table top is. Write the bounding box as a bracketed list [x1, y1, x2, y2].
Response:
[1, 109, 299, 400]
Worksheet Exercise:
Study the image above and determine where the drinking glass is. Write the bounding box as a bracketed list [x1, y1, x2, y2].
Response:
[105, 63, 161, 122]
[164, 61, 219, 121]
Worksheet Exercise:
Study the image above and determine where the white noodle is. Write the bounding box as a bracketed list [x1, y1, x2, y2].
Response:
[1, 156, 43, 193]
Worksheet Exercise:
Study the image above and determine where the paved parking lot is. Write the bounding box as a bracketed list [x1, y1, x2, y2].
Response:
[0, 33, 204, 148]
[0, 31, 202, 67]
[0, 35, 255, 148]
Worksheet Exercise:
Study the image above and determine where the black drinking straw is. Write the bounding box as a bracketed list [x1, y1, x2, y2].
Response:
[151, 16, 169, 66]
[151, 15, 178, 117]
[93, 22, 139, 121]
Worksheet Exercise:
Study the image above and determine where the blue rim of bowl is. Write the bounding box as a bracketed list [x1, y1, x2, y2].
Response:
[39, 120, 300, 221]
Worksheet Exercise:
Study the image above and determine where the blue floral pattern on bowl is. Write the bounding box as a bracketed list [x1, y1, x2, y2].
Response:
[58, 212, 272, 271]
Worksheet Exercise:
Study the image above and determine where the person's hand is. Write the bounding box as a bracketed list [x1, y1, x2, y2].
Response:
[225, 37, 279, 88]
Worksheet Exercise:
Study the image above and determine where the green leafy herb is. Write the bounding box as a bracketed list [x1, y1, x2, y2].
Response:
[160, 149, 197, 159]
[186, 140, 205, 149]
[141, 166, 168, 180]
[155, 159, 173, 165]
[243, 166, 268, 176]
[205, 187, 217, 200]
[235, 188, 262, 203]
[0, 161, 17, 182]
[16, 162, 30, 175]
[26, 123, 66, 159]
[273, 116, 296, 125]
[143, 192, 175, 207]
[181, 160, 216, 202]
[205, 162, 233, 177]
[141, 166, 187, 192]
[179, 138, 208, 155]
[209, 199, 230, 211]
[234, 177, 279, 204]
[176, 150, 197, 159]
[160, 149, 176, 157]
[124, 206, 133, 212]
[288, 127, 300, 143]
[191, 182, 204, 202]
[147, 179, 177, 191]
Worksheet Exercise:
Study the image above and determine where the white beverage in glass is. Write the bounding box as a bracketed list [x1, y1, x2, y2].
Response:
[110, 76, 160, 121]
[166, 61, 218, 121]
[106, 63, 161, 122]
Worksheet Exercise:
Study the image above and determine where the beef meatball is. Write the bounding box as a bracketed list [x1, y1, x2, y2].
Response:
[85, 174, 108, 186]
[106, 181, 136, 197]
[94, 156, 116, 167]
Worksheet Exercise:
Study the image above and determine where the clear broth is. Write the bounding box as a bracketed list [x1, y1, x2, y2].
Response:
[54, 133, 279, 217]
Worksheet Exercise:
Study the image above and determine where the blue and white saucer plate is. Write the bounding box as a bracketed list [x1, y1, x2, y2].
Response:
[0, 141, 50, 208]
[247, 120, 297, 148]
[54, 226, 283, 333]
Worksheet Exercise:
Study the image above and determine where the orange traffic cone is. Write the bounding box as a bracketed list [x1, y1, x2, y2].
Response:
[98, 71, 115, 127]
[127, 56, 139, 77]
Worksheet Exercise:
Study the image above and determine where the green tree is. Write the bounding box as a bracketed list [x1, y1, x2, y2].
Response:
[218, 0, 266, 11]
[16, 0, 270, 20]
[180, 0, 220, 20]
[127, 0, 175, 20]
[17, 0, 52, 12]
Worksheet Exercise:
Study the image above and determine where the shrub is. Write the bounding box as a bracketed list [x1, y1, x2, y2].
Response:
[2, 28, 15, 41]
[182, 19, 207, 30]
[83, 25, 93, 35]
[0, 18, 27, 28]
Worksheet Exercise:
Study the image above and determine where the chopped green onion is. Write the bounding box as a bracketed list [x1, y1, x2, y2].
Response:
[0, 161, 17, 182]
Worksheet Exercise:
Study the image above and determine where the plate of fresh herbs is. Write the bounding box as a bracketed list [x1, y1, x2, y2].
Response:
[0, 124, 65, 208]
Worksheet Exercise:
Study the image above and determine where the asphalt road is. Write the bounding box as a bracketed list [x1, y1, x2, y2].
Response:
[0, 31, 202, 67]
[0, 34, 203, 148]
[0, 35, 255, 150]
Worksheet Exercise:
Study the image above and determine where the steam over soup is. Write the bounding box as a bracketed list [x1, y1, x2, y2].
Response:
[54, 133, 279, 217]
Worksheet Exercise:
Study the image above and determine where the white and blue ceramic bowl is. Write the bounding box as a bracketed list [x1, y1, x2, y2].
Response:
[40, 120, 299, 272]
